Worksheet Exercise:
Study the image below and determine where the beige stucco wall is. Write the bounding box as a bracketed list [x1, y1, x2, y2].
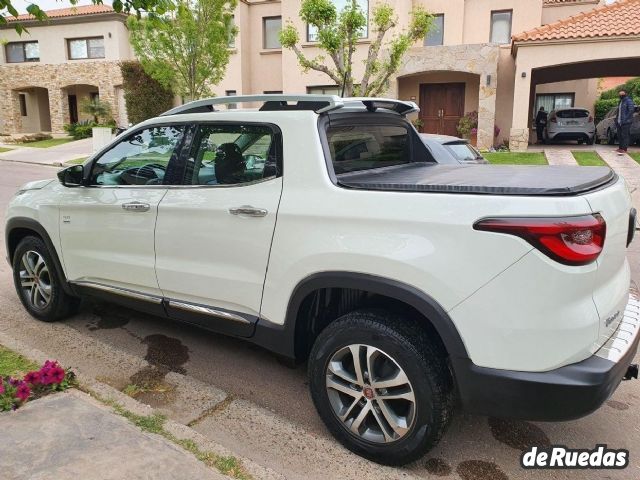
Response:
[541, 0, 603, 25]
[463, 0, 543, 44]
[0, 18, 133, 64]
[413, 0, 465, 45]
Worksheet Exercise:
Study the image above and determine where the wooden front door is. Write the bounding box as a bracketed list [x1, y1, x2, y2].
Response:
[68, 95, 78, 124]
[419, 83, 465, 136]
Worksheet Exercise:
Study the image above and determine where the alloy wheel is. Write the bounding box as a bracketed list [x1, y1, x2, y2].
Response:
[19, 251, 52, 310]
[325, 344, 417, 444]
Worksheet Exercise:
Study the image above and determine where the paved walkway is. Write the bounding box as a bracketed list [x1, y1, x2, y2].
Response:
[544, 148, 579, 166]
[0, 138, 92, 166]
[0, 390, 226, 480]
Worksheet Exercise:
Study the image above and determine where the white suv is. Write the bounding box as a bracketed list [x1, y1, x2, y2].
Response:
[5, 95, 639, 465]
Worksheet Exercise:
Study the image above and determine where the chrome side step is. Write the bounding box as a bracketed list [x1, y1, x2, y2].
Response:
[71, 281, 163, 304]
[167, 300, 251, 324]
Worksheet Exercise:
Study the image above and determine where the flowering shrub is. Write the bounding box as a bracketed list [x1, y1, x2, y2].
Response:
[0, 360, 75, 412]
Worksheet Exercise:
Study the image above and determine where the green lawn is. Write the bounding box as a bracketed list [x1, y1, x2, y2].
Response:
[20, 137, 75, 148]
[0, 345, 38, 377]
[65, 156, 88, 165]
[0, 147, 12, 153]
[572, 151, 607, 166]
[484, 152, 548, 165]
[629, 152, 640, 165]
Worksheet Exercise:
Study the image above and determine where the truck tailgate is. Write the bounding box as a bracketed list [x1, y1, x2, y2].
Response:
[584, 177, 634, 348]
[338, 163, 616, 196]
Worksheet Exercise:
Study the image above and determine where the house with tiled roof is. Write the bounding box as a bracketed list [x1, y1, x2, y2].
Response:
[1, 0, 638, 151]
[0, 5, 133, 135]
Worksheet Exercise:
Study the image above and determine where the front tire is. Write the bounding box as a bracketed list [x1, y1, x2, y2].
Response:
[308, 310, 453, 465]
[12, 236, 79, 322]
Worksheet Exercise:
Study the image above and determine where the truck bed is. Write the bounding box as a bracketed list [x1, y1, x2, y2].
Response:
[336, 163, 616, 196]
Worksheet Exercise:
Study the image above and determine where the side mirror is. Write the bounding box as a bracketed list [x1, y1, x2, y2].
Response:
[57, 164, 84, 187]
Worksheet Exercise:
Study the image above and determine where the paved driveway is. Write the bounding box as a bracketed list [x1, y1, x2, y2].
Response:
[1, 162, 639, 480]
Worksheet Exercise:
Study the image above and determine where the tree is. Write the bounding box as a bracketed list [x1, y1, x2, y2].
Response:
[279, 0, 433, 97]
[2, 0, 175, 33]
[120, 61, 175, 124]
[128, 0, 237, 101]
[80, 98, 112, 124]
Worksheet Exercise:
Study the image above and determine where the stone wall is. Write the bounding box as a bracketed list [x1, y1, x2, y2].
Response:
[388, 44, 500, 150]
[0, 61, 124, 134]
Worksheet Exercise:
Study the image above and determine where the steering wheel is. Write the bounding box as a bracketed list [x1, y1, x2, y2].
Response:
[120, 163, 166, 185]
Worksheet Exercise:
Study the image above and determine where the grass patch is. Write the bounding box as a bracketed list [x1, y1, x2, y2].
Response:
[64, 157, 88, 165]
[20, 137, 75, 148]
[572, 151, 607, 166]
[0, 147, 12, 153]
[484, 152, 548, 165]
[0, 345, 39, 377]
[94, 393, 251, 479]
[629, 152, 640, 165]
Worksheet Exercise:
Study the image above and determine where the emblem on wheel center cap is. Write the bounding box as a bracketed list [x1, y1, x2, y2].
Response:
[363, 387, 375, 399]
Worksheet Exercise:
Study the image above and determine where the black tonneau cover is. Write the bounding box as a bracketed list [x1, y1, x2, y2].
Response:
[337, 163, 616, 196]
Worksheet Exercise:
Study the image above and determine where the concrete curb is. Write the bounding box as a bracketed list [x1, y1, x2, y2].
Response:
[0, 330, 285, 480]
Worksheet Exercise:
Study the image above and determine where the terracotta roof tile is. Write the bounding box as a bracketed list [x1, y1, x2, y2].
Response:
[5, 4, 116, 22]
[543, 0, 594, 5]
[514, 0, 640, 42]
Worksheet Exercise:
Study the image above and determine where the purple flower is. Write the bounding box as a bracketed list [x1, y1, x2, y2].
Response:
[0, 382, 4, 395]
[8, 377, 19, 387]
[24, 371, 41, 385]
[39, 368, 54, 385]
[15, 382, 30, 401]
[471, 128, 478, 135]
[50, 367, 65, 384]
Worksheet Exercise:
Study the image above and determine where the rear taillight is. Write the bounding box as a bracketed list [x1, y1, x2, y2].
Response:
[474, 214, 606, 266]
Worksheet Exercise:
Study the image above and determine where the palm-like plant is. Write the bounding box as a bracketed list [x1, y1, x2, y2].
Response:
[80, 98, 112, 124]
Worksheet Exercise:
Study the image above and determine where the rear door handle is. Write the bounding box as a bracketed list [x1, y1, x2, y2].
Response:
[228, 205, 268, 217]
[122, 201, 150, 212]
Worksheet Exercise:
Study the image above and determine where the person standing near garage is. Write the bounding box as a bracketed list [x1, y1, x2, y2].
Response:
[535, 107, 547, 144]
[615, 89, 635, 154]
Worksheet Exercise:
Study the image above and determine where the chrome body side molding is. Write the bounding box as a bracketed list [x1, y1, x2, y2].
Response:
[71, 281, 163, 304]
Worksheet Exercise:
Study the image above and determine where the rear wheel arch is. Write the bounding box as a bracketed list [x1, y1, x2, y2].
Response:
[283, 272, 469, 362]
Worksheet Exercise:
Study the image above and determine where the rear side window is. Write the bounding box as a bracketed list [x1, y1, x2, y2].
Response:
[326, 124, 410, 174]
[556, 110, 589, 119]
[444, 142, 480, 162]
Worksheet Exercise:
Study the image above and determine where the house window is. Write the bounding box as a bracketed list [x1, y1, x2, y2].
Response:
[307, 0, 368, 42]
[307, 85, 341, 95]
[490, 10, 512, 44]
[19, 94, 27, 117]
[263, 16, 282, 49]
[264, 91, 283, 94]
[68, 37, 105, 60]
[424, 14, 444, 46]
[228, 15, 236, 48]
[535, 93, 575, 114]
[5, 41, 40, 63]
[225, 90, 237, 109]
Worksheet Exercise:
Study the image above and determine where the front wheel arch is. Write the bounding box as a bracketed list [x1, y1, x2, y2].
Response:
[6, 217, 73, 295]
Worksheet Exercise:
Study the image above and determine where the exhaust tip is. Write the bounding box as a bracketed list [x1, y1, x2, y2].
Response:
[623, 364, 639, 381]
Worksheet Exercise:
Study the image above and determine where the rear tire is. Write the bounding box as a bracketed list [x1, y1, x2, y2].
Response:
[308, 309, 453, 465]
[12, 236, 80, 322]
[587, 136, 594, 145]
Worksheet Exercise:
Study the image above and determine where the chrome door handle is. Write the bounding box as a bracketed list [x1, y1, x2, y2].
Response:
[122, 201, 150, 212]
[228, 205, 268, 217]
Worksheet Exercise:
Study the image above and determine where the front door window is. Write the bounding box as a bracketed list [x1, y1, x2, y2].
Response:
[90, 126, 185, 186]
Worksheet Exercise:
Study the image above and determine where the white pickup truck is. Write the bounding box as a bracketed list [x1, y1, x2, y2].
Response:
[5, 95, 639, 465]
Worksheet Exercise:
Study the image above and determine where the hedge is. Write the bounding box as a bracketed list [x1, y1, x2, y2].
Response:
[594, 77, 640, 123]
[120, 61, 175, 125]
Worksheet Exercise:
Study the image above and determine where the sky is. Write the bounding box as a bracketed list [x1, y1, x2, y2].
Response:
[13, 0, 112, 14]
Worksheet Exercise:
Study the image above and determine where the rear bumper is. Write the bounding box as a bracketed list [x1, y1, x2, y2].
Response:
[453, 284, 640, 421]
[547, 131, 594, 141]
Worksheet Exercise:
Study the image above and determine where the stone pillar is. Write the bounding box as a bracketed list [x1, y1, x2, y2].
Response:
[477, 73, 497, 150]
[5, 91, 23, 134]
[49, 88, 69, 134]
[509, 67, 532, 151]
